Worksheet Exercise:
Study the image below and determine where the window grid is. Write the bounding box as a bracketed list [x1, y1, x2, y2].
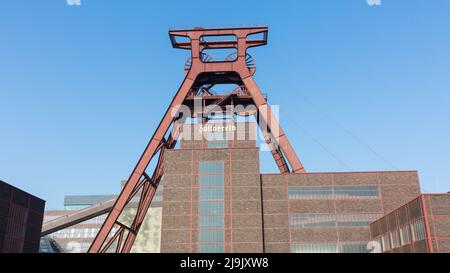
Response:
[291, 243, 339, 253]
[198, 161, 225, 253]
[381, 234, 391, 251]
[390, 230, 401, 249]
[400, 225, 411, 246]
[290, 242, 371, 253]
[288, 185, 380, 200]
[290, 213, 383, 228]
[411, 218, 426, 242]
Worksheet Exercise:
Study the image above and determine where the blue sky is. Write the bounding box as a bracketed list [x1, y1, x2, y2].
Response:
[1, 0, 449, 209]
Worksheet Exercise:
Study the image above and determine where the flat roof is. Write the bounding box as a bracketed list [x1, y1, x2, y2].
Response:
[0, 179, 45, 202]
[169, 24, 267, 32]
[64, 194, 117, 206]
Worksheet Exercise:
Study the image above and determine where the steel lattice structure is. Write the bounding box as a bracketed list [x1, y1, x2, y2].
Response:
[88, 26, 305, 253]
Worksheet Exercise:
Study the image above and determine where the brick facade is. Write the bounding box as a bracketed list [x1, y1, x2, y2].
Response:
[370, 194, 450, 253]
[160, 122, 422, 253]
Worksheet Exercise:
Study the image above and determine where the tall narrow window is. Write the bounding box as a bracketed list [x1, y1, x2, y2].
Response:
[411, 219, 426, 242]
[400, 225, 411, 246]
[390, 230, 401, 249]
[382, 234, 391, 252]
[198, 161, 225, 253]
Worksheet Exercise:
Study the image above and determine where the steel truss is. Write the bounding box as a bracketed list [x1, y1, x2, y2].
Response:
[88, 26, 305, 253]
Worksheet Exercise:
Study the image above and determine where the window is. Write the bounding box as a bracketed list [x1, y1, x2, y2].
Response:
[199, 243, 225, 253]
[198, 161, 225, 253]
[400, 225, 411, 245]
[200, 188, 224, 201]
[288, 186, 333, 199]
[291, 243, 339, 253]
[199, 216, 224, 228]
[381, 234, 391, 251]
[342, 243, 370, 253]
[199, 202, 224, 215]
[288, 185, 379, 200]
[199, 175, 224, 187]
[290, 213, 382, 228]
[290, 214, 336, 228]
[390, 230, 401, 249]
[200, 162, 224, 174]
[411, 219, 426, 242]
[199, 229, 225, 243]
[208, 141, 228, 148]
[333, 186, 379, 198]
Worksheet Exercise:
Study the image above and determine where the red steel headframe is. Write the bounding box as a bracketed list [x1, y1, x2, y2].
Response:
[88, 26, 305, 253]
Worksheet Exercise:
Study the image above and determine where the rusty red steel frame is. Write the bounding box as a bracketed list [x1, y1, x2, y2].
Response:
[88, 26, 305, 253]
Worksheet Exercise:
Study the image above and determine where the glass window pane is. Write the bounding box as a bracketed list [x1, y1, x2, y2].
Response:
[199, 202, 224, 215]
[288, 185, 380, 200]
[200, 175, 224, 187]
[200, 188, 224, 201]
[342, 243, 370, 253]
[199, 215, 225, 228]
[200, 162, 224, 174]
[199, 243, 224, 253]
[291, 243, 338, 253]
[199, 229, 224, 243]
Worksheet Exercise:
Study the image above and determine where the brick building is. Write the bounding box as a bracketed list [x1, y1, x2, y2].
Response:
[370, 193, 450, 253]
[159, 122, 422, 253]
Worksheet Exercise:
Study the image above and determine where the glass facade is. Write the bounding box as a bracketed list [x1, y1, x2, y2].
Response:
[390, 230, 401, 249]
[342, 243, 370, 253]
[288, 185, 380, 200]
[290, 213, 383, 228]
[374, 217, 427, 252]
[400, 225, 411, 245]
[411, 219, 426, 242]
[291, 243, 339, 253]
[198, 161, 225, 253]
[381, 234, 391, 251]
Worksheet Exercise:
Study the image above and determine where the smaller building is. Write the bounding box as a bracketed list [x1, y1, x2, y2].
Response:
[44, 194, 118, 252]
[0, 180, 45, 253]
[63, 195, 117, 211]
[43, 183, 164, 253]
[370, 193, 450, 253]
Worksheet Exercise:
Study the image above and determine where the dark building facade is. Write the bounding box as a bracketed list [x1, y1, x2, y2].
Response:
[0, 180, 45, 253]
[160, 122, 422, 253]
[370, 193, 450, 253]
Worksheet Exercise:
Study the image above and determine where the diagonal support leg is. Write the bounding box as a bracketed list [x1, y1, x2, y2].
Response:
[242, 75, 305, 173]
[88, 75, 196, 253]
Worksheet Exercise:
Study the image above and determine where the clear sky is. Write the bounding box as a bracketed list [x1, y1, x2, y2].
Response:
[1, 0, 449, 209]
